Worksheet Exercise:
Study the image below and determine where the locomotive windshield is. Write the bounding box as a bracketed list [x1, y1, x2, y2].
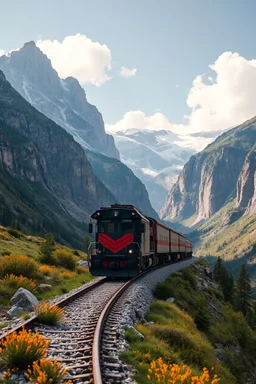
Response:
[98, 219, 134, 233]
[98, 221, 115, 233]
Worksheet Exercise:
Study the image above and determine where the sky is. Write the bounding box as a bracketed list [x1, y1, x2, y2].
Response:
[1, 0, 256, 134]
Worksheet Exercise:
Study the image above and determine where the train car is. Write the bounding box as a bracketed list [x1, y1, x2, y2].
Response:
[170, 229, 179, 260]
[185, 239, 193, 258]
[88, 204, 193, 278]
[179, 233, 186, 259]
[148, 218, 171, 264]
[88, 204, 154, 277]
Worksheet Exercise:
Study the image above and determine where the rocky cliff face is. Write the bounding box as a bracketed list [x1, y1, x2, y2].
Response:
[236, 144, 256, 214]
[0, 42, 119, 160]
[85, 150, 159, 219]
[0, 71, 115, 247]
[161, 116, 256, 226]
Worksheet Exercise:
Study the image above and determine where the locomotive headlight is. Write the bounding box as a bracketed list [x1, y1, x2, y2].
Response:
[128, 249, 133, 254]
[96, 249, 102, 254]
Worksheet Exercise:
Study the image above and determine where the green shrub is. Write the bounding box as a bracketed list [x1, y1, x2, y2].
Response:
[54, 249, 76, 271]
[181, 268, 197, 290]
[7, 228, 24, 239]
[1, 251, 11, 256]
[194, 305, 211, 331]
[0, 255, 38, 279]
[39, 233, 56, 265]
[154, 281, 174, 300]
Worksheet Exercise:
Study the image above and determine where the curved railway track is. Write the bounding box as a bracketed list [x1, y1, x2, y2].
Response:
[0, 258, 195, 383]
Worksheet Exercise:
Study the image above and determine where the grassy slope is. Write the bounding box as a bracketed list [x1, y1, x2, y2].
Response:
[188, 201, 256, 284]
[0, 226, 94, 309]
[121, 260, 256, 384]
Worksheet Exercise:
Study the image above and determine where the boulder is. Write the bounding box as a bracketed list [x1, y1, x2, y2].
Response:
[135, 309, 144, 320]
[166, 297, 175, 303]
[77, 260, 88, 268]
[38, 284, 52, 292]
[10, 288, 38, 311]
[7, 305, 24, 318]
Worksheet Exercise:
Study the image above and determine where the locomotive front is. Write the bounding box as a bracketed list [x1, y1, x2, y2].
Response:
[88, 204, 149, 277]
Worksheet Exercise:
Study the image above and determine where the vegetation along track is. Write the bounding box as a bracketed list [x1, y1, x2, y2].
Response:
[0, 259, 196, 383]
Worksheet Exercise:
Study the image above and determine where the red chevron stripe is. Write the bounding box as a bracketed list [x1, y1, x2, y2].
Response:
[99, 238, 133, 253]
[98, 233, 134, 254]
[99, 233, 132, 247]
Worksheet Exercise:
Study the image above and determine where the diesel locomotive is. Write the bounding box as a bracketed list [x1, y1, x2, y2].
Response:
[88, 204, 193, 278]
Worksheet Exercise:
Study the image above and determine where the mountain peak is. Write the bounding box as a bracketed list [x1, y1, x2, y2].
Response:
[23, 40, 37, 49]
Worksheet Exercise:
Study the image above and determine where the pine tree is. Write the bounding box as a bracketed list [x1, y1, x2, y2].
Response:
[235, 264, 252, 317]
[39, 233, 56, 264]
[213, 257, 223, 281]
[213, 257, 234, 303]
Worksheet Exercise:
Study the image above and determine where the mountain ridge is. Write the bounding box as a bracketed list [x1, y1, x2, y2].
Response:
[0, 70, 116, 248]
[0, 42, 158, 218]
[161, 116, 256, 226]
[0, 41, 120, 160]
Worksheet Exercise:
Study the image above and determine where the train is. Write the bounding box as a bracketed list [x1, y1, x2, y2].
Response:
[88, 204, 193, 278]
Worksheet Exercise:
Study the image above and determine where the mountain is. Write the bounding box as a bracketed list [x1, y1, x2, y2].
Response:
[0, 42, 158, 218]
[0, 41, 120, 160]
[0, 70, 116, 248]
[161, 116, 256, 226]
[85, 150, 158, 218]
[110, 129, 211, 212]
[160, 117, 256, 281]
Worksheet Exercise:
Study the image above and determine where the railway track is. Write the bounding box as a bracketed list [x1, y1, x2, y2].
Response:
[0, 258, 195, 383]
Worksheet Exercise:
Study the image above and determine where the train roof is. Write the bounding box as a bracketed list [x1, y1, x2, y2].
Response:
[147, 216, 186, 237]
[91, 204, 149, 222]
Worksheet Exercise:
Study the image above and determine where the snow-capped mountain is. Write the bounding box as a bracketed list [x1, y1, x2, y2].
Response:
[109, 128, 221, 212]
[0, 41, 120, 159]
[0, 42, 160, 218]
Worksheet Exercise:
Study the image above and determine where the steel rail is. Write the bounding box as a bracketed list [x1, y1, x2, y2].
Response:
[92, 256, 195, 383]
[0, 277, 106, 342]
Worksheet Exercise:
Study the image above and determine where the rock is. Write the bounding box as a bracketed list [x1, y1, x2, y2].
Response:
[38, 284, 52, 292]
[144, 321, 154, 327]
[166, 297, 175, 303]
[135, 309, 144, 320]
[196, 276, 209, 290]
[10, 288, 38, 311]
[203, 267, 213, 279]
[77, 260, 88, 268]
[126, 325, 144, 340]
[7, 305, 24, 318]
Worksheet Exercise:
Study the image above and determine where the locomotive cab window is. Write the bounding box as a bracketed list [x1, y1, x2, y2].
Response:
[98, 221, 115, 233]
[118, 221, 134, 232]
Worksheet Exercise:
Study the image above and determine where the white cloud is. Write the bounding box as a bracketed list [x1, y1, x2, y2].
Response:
[108, 51, 256, 134]
[106, 110, 183, 133]
[120, 66, 137, 78]
[36, 33, 112, 87]
[186, 52, 256, 132]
